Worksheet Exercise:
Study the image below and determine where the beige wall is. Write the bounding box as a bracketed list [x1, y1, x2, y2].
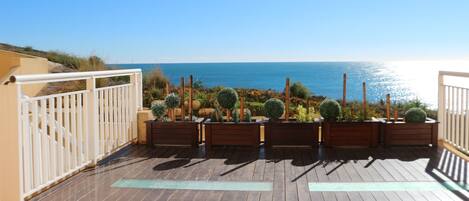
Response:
[137, 109, 154, 144]
[0, 50, 49, 96]
[0, 50, 21, 80]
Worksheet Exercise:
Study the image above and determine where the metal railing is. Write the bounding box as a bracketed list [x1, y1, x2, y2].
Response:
[2, 69, 142, 200]
[438, 71, 469, 154]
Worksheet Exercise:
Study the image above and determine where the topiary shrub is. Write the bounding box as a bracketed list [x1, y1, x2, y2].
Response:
[264, 98, 285, 121]
[319, 99, 341, 121]
[405, 107, 427, 123]
[216, 88, 238, 109]
[164, 93, 181, 109]
[151, 103, 167, 121]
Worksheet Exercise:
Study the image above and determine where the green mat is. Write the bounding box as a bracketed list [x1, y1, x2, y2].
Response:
[309, 182, 469, 192]
[112, 179, 272, 191]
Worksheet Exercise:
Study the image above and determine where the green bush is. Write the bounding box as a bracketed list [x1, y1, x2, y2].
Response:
[233, 109, 252, 122]
[319, 99, 341, 121]
[195, 92, 211, 108]
[46, 51, 81, 69]
[405, 108, 427, 123]
[164, 93, 180, 109]
[151, 103, 166, 120]
[233, 109, 240, 123]
[245, 109, 252, 122]
[210, 108, 223, 122]
[294, 105, 319, 122]
[246, 102, 264, 116]
[290, 82, 311, 99]
[264, 98, 285, 120]
[216, 88, 238, 109]
[144, 68, 169, 89]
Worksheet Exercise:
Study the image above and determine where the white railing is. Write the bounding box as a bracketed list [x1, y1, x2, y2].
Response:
[1, 69, 142, 200]
[438, 71, 469, 154]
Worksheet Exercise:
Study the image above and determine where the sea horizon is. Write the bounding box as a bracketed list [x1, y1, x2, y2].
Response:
[113, 60, 469, 108]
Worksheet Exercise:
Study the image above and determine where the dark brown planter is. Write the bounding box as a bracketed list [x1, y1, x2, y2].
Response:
[146, 121, 200, 147]
[382, 118, 438, 146]
[321, 121, 380, 147]
[264, 121, 319, 148]
[204, 122, 260, 150]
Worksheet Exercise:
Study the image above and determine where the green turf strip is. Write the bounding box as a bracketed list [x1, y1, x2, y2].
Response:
[112, 179, 272, 191]
[309, 182, 469, 192]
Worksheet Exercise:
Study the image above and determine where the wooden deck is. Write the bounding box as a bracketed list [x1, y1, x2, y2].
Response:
[31, 145, 469, 201]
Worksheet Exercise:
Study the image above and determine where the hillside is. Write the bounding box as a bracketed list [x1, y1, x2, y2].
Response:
[0, 43, 108, 71]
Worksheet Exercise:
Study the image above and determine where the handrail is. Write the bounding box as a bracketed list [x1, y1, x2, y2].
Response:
[439, 70, 469, 78]
[9, 69, 141, 84]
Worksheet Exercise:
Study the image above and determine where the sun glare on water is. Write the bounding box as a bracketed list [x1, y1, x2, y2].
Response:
[384, 60, 469, 108]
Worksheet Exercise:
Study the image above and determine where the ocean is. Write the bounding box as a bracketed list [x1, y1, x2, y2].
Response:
[114, 61, 469, 108]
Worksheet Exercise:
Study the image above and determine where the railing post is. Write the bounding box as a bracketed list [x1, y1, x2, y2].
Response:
[0, 83, 23, 201]
[438, 72, 445, 142]
[86, 77, 99, 164]
[130, 72, 141, 141]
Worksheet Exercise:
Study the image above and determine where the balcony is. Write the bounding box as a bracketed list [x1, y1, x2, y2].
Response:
[0, 69, 468, 201]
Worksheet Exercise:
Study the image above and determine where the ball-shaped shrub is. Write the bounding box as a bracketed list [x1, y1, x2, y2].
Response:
[164, 93, 180, 109]
[151, 103, 166, 120]
[405, 108, 427, 123]
[264, 98, 285, 120]
[216, 88, 238, 109]
[319, 99, 341, 121]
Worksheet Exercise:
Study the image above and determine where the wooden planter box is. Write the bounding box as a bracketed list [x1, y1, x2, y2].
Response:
[321, 121, 380, 147]
[383, 118, 438, 146]
[264, 121, 319, 148]
[146, 121, 200, 147]
[204, 122, 260, 150]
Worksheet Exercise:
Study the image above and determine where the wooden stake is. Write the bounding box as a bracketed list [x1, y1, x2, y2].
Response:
[285, 78, 290, 121]
[180, 77, 185, 121]
[394, 107, 399, 122]
[240, 97, 245, 121]
[165, 82, 170, 95]
[342, 73, 347, 108]
[226, 109, 231, 122]
[386, 94, 391, 121]
[306, 99, 310, 115]
[165, 82, 172, 120]
[362, 82, 367, 120]
[189, 75, 193, 121]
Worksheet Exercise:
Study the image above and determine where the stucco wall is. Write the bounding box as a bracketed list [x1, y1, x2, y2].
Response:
[0, 50, 49, 96]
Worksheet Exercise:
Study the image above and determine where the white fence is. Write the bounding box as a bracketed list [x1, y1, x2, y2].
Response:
[438, 71, 469, 154]
[0, 69, 142, 200]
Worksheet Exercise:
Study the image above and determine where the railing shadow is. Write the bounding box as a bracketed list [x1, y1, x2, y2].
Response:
[425, 147, 469, 200]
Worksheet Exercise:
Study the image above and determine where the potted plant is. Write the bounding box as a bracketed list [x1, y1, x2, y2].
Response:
[382, 107, 438, 146]
[203, 88, 260, 151]
[146, 77, 202, 147]
[320, 99, 380, 147]
[263, 98, 319, 148]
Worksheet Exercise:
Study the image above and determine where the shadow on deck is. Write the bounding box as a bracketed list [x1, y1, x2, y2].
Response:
[31, 144, 468, 201]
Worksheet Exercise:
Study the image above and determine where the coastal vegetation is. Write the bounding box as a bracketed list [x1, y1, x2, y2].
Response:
[142, 68, 437, 120]
[1, 43, 437, 120]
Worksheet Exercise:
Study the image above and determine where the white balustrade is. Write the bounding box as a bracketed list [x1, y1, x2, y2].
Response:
[438, 71, 469, 154]
[1, 69, 142, 200]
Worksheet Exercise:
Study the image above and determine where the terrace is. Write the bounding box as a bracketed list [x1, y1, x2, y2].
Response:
[1, 69, 469, 201]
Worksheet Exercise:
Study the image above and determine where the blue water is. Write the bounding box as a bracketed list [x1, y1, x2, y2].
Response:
[113, 62, 441, 105]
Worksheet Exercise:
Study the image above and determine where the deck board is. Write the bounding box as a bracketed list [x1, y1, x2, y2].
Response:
[31, 144, 469, 201]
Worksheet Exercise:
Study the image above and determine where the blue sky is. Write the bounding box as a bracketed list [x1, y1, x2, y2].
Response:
[2, 0, 469, 63]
